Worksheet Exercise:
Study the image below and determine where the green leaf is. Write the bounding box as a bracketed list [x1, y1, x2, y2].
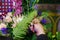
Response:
[13, 10, 37, 39]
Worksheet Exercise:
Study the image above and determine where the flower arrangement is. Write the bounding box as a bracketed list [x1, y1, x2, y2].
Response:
[0, 0, 53, 40]
[0, 12, 24, 38]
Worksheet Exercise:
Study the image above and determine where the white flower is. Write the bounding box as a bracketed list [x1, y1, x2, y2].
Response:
[12, 16, 17, 23]
[0, 23, 7, 30]
[12, 15, 24, 28]
[12, 23, 16, 28]
[4, 16, 12, 23]
[7, 12, 12, 17]
[16, 16, 23, 23]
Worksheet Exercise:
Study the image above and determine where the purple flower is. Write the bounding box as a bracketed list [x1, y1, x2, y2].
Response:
[18, 1, 22, 5]
[14, 8, 22, 16]
[1, 28, 8, 34]
[38, 11, 42, 16]
[0, 15, 3, 20]
[41, 18, 47, 24]
[34, 4, 38, 10]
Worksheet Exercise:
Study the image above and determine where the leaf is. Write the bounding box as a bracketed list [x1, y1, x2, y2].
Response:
[13, 10, 37, 39]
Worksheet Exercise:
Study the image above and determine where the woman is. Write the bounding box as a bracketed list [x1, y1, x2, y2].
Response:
[30, 18, 49, 40]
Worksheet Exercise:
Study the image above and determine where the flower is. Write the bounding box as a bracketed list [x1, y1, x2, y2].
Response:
[7, 12, 12, 17]
[4, 16, 12, 23]
[41, 18, 47, 24]
[0, 15, 3, 20]
[14, 7, 22, 16]
[1, 28, 8, 34]
[34, 4, 38, 10]
[0, 23, 7, 30]
[12, 23, 16, 28]
[16, 15, 23, 23]
[12, 16, 17, 23]
[12, 0, 23, 16]
[37, 11, 42, 16]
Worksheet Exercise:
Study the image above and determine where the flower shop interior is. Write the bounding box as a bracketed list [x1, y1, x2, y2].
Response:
[0, 0, 60, 40]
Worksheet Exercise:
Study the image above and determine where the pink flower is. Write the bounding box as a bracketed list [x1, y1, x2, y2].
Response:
[18, 0, 22, 5]
[15, 1, 22, 8]
[12, 0, 23, 16]
[14, 9, 22, 16]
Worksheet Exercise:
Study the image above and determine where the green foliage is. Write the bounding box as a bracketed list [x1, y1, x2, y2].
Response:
[31, 34, 37, 40]
[42, 12, 49, 17]
[22, 0, 37, 15]
[47, 32, 52, 39]
[13, 10, 37, 40]
[57, 32, 60, 40]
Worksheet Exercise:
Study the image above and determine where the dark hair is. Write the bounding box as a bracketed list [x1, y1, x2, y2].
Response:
[0, 36, 13, 40]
